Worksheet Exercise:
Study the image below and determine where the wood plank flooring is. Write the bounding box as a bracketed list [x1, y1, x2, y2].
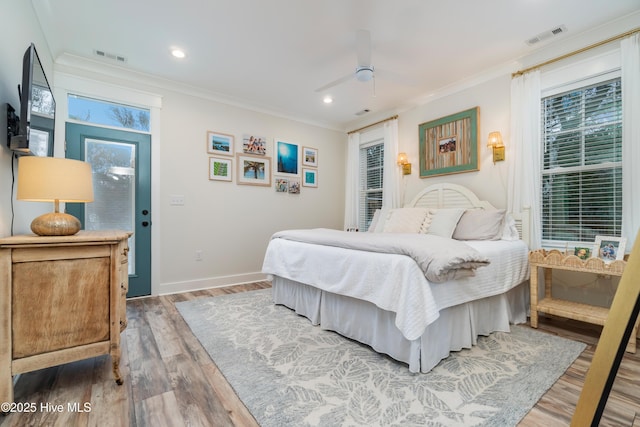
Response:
[1, 281, 638, 426]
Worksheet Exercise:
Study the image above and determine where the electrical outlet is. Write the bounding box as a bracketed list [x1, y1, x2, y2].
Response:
[170, 195, 185, 206]
[195, 250, 203, 261]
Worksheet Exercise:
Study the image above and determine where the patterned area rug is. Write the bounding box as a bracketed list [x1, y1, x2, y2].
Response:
[176, 289, 585, 426]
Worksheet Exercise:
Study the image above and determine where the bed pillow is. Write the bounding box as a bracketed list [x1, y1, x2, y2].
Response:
[369, 208, 390, 232]
[367, 209, 381, 232]
[425, 208, 465, 238]
[501, 213, 520, 240]
[382, 208, 430, 233]
[452, 209, 505, 240]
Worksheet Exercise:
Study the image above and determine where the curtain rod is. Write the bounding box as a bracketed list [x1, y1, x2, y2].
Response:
[347, 115, 398, 135]
[512, 27, 640, 78]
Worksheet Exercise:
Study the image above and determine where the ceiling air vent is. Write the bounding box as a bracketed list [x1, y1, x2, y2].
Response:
[355, 109, 371, 116]
[526, 25, 567, 46]
[94, 50, 127, 63]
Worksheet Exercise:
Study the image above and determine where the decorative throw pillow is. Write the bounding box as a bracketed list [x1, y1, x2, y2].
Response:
[452, 209, 506, 240]
[426, 208, 466, 238]
[382, 208, 430, 233]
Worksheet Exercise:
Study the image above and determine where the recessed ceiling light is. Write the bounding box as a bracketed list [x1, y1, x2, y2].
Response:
[171, 48, 186, 59]
[323, 95, 333, 104]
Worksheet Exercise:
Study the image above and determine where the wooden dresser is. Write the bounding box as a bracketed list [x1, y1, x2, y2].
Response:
[0, 230, 130, 405]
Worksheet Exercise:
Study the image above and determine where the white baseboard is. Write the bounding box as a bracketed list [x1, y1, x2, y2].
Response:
[155, 272, 269, 296]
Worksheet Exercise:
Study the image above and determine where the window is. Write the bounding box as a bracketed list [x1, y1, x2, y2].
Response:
[68, 94, 150, 132]
[541, 78, 622, 245]
[358, 141, 384, 231]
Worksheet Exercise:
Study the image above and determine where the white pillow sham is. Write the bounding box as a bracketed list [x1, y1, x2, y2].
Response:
[452, 209, 505, 240]
[501, 213, 520, 240]
[382, 208, 431, 233]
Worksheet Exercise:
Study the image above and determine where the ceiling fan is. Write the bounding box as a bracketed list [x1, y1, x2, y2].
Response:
[315, 29, 377, 93]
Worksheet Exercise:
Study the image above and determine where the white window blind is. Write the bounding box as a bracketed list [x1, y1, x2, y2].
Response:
[541, 78, 622, 245]
[358, 141, 384, 231]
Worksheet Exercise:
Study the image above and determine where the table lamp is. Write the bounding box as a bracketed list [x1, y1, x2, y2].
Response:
[17, 156, 94, 236]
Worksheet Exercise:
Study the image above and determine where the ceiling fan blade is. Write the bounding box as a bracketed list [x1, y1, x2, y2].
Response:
[355, 29, 371, 67]
[314, 73, 354, 92]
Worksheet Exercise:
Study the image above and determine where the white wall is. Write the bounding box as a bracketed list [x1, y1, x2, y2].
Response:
[157, 89, 345, 293]
[0, 0, 54, 237]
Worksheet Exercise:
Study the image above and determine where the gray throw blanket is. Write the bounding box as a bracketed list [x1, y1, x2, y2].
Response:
[271, 228, 490, 283]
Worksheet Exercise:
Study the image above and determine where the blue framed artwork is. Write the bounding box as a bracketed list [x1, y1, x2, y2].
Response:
[274, 139, 299, 176]
[302, 168, 317, 188]
[207, 131, 234, 156]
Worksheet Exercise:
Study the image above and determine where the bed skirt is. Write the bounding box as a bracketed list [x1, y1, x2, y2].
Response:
[272, 276, 529, 373]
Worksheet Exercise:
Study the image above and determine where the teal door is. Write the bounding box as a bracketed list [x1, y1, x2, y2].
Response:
[65, 122, 151, 297]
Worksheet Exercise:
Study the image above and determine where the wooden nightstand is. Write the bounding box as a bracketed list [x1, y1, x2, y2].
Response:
[529, 249, 639, 353]
[0, 230, 130, 405]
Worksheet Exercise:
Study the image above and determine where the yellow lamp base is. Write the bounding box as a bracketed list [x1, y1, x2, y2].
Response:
[30, 212, 81, 236]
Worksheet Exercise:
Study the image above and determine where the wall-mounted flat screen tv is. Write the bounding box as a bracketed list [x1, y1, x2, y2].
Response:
[8, 43, 56, 157]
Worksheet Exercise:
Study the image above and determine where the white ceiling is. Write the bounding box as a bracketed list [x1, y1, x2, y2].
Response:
[33, 0, 640, 130]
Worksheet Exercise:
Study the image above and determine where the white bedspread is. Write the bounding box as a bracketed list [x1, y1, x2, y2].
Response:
[261, 238, 529, 341]
[271, 228, 489, 282]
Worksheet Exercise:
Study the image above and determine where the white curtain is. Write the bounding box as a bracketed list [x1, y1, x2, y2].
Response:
[344, 131, 360, 230]
[382, 118, 401, 209]
[508, 70, 542, 249]
[621, 34, 640, 248]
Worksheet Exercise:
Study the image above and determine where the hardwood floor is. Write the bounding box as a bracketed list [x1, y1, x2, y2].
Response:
[1, 281, 638, 426]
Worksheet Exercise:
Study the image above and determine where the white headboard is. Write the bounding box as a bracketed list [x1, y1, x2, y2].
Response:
[406, 183, 531, 247]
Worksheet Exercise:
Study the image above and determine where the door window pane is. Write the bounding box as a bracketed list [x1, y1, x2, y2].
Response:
[85, 138, 136, 274]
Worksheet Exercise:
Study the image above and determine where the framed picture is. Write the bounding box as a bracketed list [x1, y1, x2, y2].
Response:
[274, 139, 299, 176]
[237, 154, 271, 186]
[565, 241, 592, 260]
[209, 156, 232, 182]
[418, 107, 479, 177]
[288, 179, 300, 194]
[207, 131, 234, 156]
[302, 146, 318, 167]
[275, 177, 289, 192]
[593, 236, 626, 262]
[302, 168, 317, 188]
[242, 134, 267, 155]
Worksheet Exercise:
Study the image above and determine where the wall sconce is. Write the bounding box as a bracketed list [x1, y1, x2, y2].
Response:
[487, 131, 505, 163]
[17, 156, 94, 236]
[397, 152, 411, 175]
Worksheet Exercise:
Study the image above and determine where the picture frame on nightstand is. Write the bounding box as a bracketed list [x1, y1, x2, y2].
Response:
[593, 235, 626, 262]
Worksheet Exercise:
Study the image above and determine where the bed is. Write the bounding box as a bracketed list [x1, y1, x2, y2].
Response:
[261, 183, 531, 373]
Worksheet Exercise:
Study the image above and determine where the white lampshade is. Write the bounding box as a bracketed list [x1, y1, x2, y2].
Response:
[17, 156, 94, 236]
[17, 156, 94, 203]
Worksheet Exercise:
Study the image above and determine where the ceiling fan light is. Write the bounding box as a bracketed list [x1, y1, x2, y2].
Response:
[355, 66, 374, 82]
